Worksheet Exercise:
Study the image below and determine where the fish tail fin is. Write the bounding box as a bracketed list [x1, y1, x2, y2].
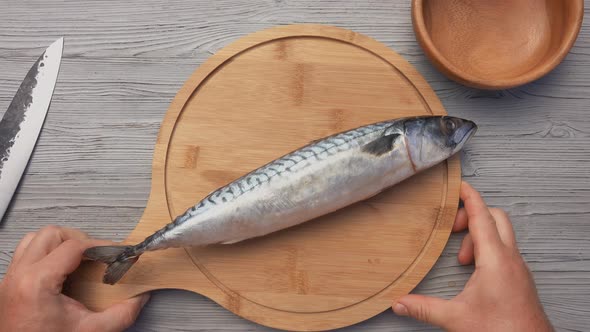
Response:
[83, 245, 141, 285]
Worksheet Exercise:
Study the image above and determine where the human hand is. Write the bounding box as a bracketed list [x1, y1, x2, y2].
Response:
[0, 226, 150, 332]
[392, 181, 553, 332]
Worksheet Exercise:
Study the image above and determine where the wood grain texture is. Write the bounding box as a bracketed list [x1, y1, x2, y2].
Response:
[65, 24, 461, 331]
[0, 1, 589, 331]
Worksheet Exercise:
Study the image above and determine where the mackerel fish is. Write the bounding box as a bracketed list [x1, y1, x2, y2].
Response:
[85, 115, 477, 284]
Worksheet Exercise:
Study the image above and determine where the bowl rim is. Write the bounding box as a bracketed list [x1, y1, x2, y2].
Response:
[411, 0, 584, 90]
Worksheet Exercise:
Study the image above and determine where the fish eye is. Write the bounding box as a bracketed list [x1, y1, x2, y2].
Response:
[445, 119, 456, 132]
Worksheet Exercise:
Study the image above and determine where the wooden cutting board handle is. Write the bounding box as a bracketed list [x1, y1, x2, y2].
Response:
[66, 24, 461, 331]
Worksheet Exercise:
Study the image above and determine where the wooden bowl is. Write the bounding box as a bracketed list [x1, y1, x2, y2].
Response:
[411, 0, 584, 90]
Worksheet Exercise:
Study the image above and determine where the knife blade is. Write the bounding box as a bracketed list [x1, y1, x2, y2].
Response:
[0, 37, 64, 222]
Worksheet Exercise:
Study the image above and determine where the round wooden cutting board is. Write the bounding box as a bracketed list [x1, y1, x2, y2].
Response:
[67, 24, 461, 331]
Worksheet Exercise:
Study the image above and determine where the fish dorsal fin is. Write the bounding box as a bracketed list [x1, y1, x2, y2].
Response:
[361, 133, 401, 156]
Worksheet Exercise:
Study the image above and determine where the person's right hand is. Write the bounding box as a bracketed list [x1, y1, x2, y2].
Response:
[392, 181, 553, 332]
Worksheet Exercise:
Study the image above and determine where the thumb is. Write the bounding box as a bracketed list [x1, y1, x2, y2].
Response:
[393, 294, 454, 328]
[85, 293, 150, 332]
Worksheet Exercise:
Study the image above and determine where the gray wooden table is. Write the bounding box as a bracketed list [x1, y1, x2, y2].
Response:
[1, 1, 589, 331]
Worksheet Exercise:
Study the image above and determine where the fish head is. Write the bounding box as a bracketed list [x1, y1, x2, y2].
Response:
[404, 116, 477, 171]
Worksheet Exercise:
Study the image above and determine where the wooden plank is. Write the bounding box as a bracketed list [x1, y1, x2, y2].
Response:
[0, 0, 589, 331]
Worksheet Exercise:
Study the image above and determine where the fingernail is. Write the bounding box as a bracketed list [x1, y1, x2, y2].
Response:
[140, 293, 151, 307]
[393, 303, 408, 316]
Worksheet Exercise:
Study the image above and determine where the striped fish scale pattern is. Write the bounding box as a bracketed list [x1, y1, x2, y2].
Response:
[200, 121, 394, 210]
[138, 120, 399, 248]
[188, 121, 395, 218]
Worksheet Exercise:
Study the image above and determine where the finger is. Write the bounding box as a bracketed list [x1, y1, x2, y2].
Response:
[489, 208, 517, 248]
[85, 294, 150, 332]
[459, 181, 503, 251]
[452, 208, 468, 233]
[39, 238, 109, 278]
[37, 240, 85, 293]
[36, 239, 108, 294]
[8, 232, 36, 270]
[457, 233, 474, 265]
[19, 226, 89, 266]
[393, 294, 455, 329]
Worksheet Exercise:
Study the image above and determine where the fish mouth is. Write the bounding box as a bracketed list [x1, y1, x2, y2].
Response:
[462, 121, 478, 141]
[452, 120, 477, 152]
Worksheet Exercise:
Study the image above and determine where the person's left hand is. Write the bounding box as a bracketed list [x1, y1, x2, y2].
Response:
[0, 226, 150, 332]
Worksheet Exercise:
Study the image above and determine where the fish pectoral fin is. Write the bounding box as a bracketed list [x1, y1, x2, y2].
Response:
[361, 133, 401, 156]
